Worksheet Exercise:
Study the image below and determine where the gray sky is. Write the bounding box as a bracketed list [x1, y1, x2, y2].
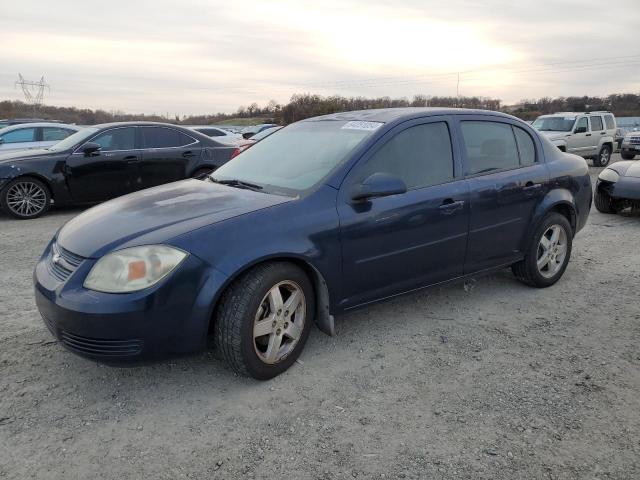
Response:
[2, 0, 639, 115]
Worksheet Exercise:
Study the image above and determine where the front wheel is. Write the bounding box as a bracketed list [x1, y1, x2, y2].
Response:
[512, 213, 573, 288]
[593, 145, 612, 167]
[0, 177, 51, 219]
[594, 189, 622, 214]
[214, 262, 315, 380]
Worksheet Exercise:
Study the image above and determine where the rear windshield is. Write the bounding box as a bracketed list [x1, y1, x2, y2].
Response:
[532, 116, 575, 132]
[212, 120, 381, 194]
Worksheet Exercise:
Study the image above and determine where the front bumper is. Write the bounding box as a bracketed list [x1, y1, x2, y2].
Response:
[597, 177, 640, 202]
[34, 239, 228, 364]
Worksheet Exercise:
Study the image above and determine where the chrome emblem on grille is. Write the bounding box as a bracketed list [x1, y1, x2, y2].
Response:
[52, 253, 61, 264]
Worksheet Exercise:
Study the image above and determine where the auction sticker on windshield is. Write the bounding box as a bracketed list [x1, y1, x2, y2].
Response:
[341, 121, 384, 131]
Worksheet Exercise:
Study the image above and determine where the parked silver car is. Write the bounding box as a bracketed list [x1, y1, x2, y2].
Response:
[0, 123, 81, 152]
[620, 129, 640, 160]
[532, 111, 617, 167]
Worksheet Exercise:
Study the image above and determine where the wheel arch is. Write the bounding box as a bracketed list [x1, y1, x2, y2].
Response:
[522, 190, 578, 253]
[208, 254, 336, 337]
[1, 173, 54, 199]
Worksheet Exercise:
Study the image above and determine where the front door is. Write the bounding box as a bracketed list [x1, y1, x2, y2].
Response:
[139, 126, 201, 189]
[458, 118, 549, 273]
[338, 118, 469, 308]
[566, 117, 593, 155]
[65, 126, 141, 202]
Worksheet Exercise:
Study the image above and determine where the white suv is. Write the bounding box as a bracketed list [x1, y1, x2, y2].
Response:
[532, 111, 617, 167]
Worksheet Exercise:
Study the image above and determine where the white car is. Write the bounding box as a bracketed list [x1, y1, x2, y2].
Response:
[187, 126, 241, 139]
[0, 123, 81, 152]
[532, 111, 617, 167]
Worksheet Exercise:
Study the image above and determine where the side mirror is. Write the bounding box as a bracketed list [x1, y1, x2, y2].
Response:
[350, 172, 407, 202]
[81, 142, 101, 156]
[242, 132, 254, 140]
[574, 126, 587, 134]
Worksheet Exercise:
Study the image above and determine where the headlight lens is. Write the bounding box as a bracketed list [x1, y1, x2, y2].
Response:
[598, 169, 619, 183]
[84, 245, 188, 293]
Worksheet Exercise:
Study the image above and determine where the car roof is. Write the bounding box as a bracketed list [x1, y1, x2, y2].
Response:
[0, 122, 80, 132]
[91, 121, 190, 129]
[303, 107, 517, 124]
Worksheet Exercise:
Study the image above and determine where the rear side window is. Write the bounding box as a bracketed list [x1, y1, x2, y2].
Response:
[143, 127, 195, 148]
[356, 122, 454, 190]
[1, 127, 36, 143]
[91, 127, 136, 151]
[197, 128, 225, 137]
[461, 121, 520, 174]
[591, 116, 604, 131]
[513, 127, 536, 166]
[42, 127, 74, 141]
[604, 114, 615, 130]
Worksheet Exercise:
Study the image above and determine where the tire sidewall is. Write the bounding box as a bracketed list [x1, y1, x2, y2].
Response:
[526, 213, 573, 287]
[1, 177, 51, 219]
[239, 264, 315, 380]
[595, 145, 611, 167]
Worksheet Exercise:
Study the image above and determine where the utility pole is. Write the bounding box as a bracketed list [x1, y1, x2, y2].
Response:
[15, 74, 50, 115]
[456, 72, 460, 106]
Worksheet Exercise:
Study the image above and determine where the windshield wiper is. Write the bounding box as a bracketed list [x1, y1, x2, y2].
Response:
[209, 177, 264, 191]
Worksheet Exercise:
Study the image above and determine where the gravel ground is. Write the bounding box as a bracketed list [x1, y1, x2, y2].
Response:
[1, 155, 639, 480]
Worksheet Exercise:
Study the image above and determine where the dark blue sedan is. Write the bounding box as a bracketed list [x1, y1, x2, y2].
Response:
[34, 108, 592, 379]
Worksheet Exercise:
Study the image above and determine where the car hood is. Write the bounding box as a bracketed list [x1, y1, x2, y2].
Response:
[539, 131, 570, 141]
[625, 162, 640, 178]
[57, 179, 293, 258]
[0, 148, 58, 164]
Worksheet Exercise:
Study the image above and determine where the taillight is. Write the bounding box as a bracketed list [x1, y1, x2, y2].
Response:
[230, 144, 252, 159]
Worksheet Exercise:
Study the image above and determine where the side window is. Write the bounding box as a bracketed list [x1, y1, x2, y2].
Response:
[513, 127, 536, 166]
[91, 128, 136, 151]
[461, 121, 520, 174]
[575, 117, 588, 132]
[1, 127, 36, 143]
[590, 116, 603, 132]
[142, 127, 195, 148]
[604, 115, 615, 130]
[42, 127, 75, 141]
[355, 122, 454, 190]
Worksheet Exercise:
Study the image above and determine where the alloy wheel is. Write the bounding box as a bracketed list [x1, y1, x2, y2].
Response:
[6, 181, 48, 217]
[536, 225, 567, 278]
[253, 280, 306, 365]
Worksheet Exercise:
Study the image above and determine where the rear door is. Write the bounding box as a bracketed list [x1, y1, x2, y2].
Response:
[139, 126, 202, 188]
[338, 117, 469, 308]
[589, 115, 606, 154]
[0, 126, 39, 152]
[458, 117, 549, 273]
[65, 126, 141, 202]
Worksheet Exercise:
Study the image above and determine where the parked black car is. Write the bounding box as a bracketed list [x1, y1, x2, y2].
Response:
[594, 162, 640, 213]
[0, 122, 240, 219]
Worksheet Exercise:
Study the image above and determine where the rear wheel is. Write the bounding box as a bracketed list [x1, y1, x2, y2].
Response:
[0, 177, 51, 219]
[621, 152, 636, 160]
[593, 145, 611, 167]
[512, 213, 572, 288]
[214, 262, 314, 380]
[594, 188, 622, 214]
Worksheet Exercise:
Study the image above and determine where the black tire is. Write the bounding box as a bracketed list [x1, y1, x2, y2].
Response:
[214, 262, 315, 380]
[621, 152, 636, 160]
[511, 213, 573, 288]
[0, 176, 51, 219]
[594, 188, 622, 214]
[593, 145, 612, 167]
[191, 167, 215, 179]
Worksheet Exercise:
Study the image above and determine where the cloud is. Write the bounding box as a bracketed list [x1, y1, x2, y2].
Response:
[1, 0, 638, 114]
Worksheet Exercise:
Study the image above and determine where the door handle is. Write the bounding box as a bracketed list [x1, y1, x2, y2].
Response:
[523, 182, 542, 194]
[600, 132, 606, 135]
[182, 151, 196, 158]
[585, 133, 592, 136]
[124, 156, 140, 164]
[439, 198, 465, 213]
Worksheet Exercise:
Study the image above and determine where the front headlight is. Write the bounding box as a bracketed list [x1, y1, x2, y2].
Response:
[84, 245, 188, 293]
[598, 169, 619, 183]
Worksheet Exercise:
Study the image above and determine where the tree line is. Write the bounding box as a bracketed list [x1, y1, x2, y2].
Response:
[1, 92, 639, 126]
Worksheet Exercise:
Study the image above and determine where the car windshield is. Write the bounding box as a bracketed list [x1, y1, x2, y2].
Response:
[212, 120, 381, 194]
[47, 127, 99, 151]
[532, 116, 575, 132]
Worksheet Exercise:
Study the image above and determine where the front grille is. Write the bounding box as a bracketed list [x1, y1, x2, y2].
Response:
[60, 331, 143, 357]
[47, 242, 85, 282]
[629, 136, 640, 145]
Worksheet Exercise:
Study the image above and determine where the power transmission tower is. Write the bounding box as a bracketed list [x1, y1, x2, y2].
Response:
[15, 74, 50, 114]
